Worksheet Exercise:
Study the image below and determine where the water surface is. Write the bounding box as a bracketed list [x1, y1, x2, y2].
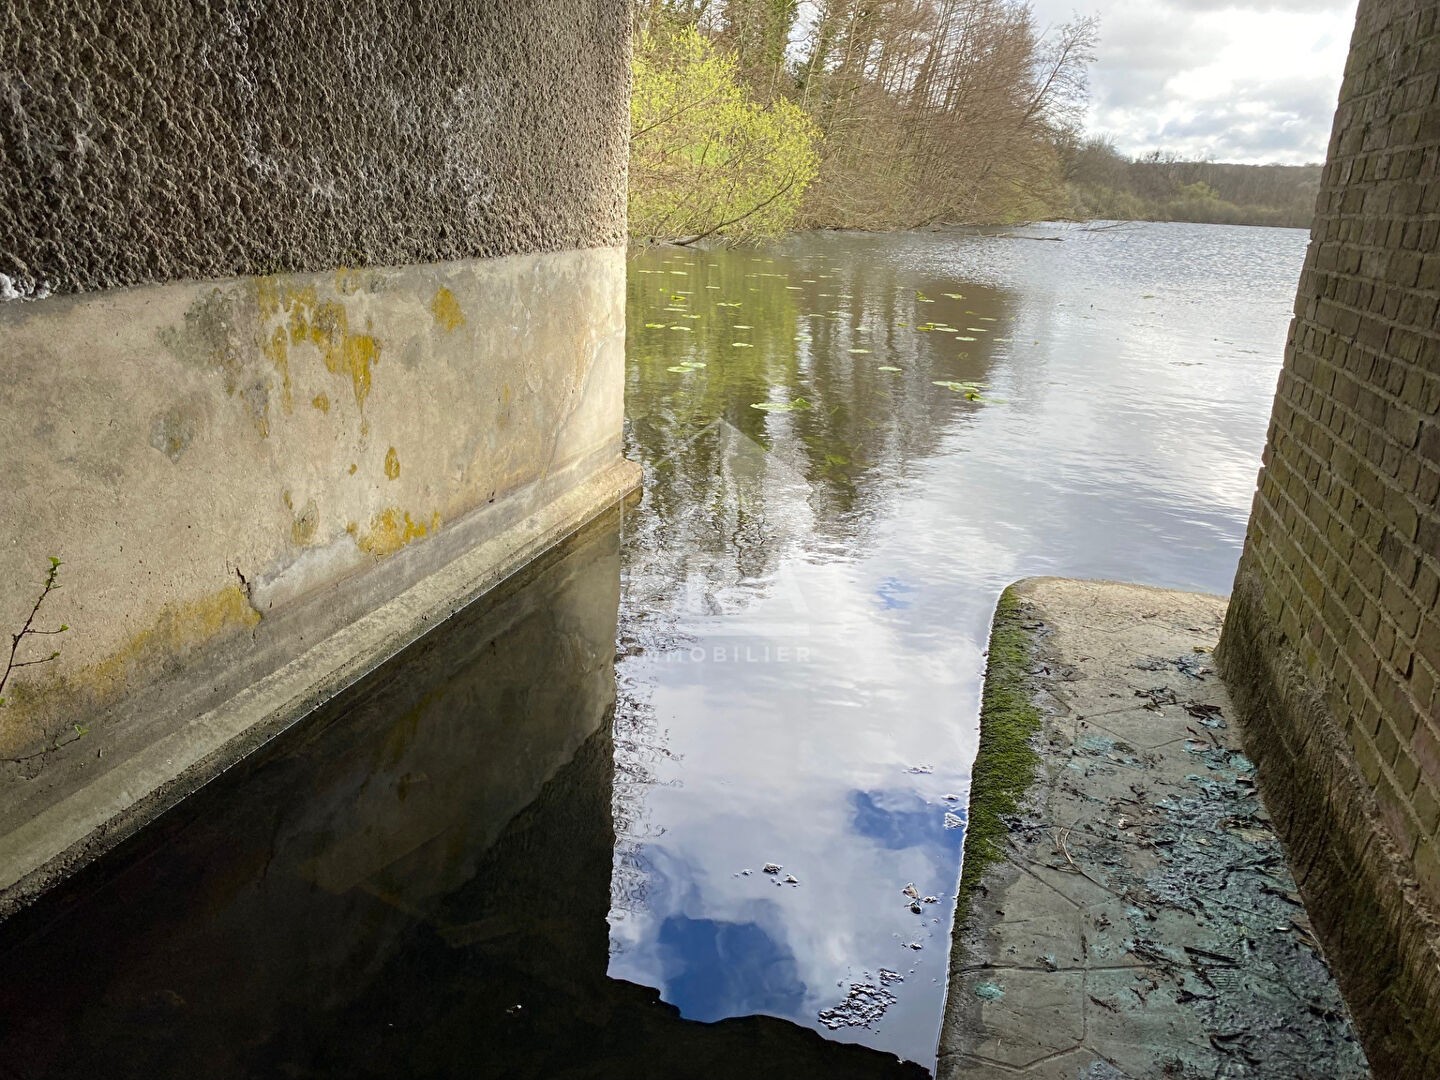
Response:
[0, 222, 1306, 1077]
[610, 222, 1307, 1067]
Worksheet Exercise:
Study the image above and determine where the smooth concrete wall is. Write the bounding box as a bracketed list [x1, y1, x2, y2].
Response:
[0, 248, 628, 756]
[1217, 1, 1440, 1074]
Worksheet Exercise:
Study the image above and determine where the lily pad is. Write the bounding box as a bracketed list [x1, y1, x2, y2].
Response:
[878, 366, 902, 372]
[943, 292, 965, 299]
[934, 380, 987, 402]
[849, 348, 872, 354]
[750, 397, 813, 412]
[643, 322, 666, 329]
[669, 325, 692, 331]
[731, 342, 754, 348]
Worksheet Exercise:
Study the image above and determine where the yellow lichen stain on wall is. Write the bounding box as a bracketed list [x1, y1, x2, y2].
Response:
[263, 324, 294, 413]
[384, 446, 401, 480]
[430, 287, 466, 332]
[291, 498, 319, 545]
[256, 276, 281, 319]
[348, 463, 358, 475]
[333, 327, 380, 414]
[4, 585, 265, 749]
[335, 267, 369, 296]
[312, 393, 331, 413]
[257, 281, 382, 420]
[353, 508, 442, 557]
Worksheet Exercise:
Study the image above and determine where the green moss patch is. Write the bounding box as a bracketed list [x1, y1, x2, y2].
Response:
[955, 587, 1043, 925]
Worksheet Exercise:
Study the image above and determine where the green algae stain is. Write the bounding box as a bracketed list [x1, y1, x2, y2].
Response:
[955, 587, 1043, 927]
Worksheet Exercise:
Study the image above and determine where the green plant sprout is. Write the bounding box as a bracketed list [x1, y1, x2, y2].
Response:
[1, 558, 69, 708]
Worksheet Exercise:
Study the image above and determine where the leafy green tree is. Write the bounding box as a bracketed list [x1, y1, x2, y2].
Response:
[629, 26, 821, 243]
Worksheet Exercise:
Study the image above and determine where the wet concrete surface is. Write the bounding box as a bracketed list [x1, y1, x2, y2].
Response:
[941, 578, 1369, 1079]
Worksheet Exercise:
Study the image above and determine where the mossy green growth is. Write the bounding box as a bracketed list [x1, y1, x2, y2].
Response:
[955, 587, 1044, 926]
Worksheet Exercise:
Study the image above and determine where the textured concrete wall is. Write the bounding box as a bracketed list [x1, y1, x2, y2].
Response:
[0, 0, 628, 299]
[1217, 1, 1440, 1074]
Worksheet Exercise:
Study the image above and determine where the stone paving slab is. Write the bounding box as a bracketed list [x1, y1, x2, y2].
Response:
[940, 578, 1370, 1080]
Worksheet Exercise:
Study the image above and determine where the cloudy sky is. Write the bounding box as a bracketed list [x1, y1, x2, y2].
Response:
[1029, 0, 1360, 164]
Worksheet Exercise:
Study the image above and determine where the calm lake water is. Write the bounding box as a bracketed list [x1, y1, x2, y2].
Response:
[0, 222, 1305, 1077]
[609, 222, 1307, 1067]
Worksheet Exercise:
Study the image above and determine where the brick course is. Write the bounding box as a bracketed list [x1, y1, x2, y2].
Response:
[1217, 1, 1440, 1074]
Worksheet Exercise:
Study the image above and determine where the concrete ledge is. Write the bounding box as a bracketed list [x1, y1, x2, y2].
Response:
[1217, 572, 1440, 1079]
[0, 455, 640, 919]
[942, 578, 1368, 1079]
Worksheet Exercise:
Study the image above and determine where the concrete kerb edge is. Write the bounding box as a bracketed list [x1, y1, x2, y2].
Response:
[0, 456, 642, 920]
[939, 578, 1049, 1069]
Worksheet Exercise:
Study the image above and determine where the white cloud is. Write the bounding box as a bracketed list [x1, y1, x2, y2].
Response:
[1031, 0, 1359, 163]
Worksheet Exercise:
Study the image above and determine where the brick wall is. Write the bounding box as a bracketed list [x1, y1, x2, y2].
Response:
[1218, 0, 1440, 1073]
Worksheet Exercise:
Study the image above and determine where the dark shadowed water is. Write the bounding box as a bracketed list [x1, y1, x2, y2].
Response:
[609, 222, 1307, 1067]
[0, 223, 1305, 1077]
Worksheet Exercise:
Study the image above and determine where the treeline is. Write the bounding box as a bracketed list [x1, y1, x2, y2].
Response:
[628, 0, 1097, 240]
[627, 4, 1320, 239]
[1062, 139, 1322, 228]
